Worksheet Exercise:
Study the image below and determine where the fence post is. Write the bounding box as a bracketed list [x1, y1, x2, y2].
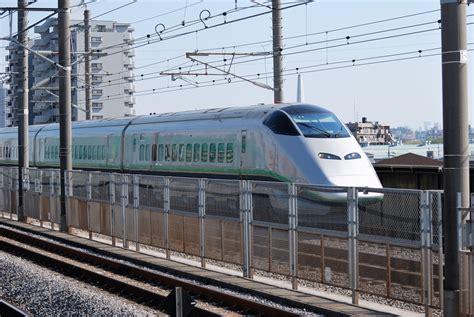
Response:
[133, 174, 140, 251]
[288, 183, 298, 290]
[347, 187, 359, 305]
[23, 167, 30, 222]
[122, 175, 129, 248]
[420, 191, 433, 317]
[51, 170, 57, 228]
[198, 178, 206, 268]
[36, 170, 43, 227]
[109, 173, 116, 246]
[241, 180, 253, 278]
[11, 167, 18, 220]
[0, 167, 3, 218]
[87, 172, 92, 240]
[432, 191, 443, 311]
[468, 208, 473, 316]
[164, 176, 171, 259]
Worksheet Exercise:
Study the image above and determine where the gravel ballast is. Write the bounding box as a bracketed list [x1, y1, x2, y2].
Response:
[0, 250, 159, 316]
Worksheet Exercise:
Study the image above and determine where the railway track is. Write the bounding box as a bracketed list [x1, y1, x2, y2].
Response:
[0, 225, 300, 317]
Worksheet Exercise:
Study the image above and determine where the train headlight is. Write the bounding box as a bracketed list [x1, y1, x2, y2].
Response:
[344, 152, 361, 160]
[318, 152, 341, 160]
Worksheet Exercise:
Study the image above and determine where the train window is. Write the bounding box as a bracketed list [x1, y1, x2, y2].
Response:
[139, 144, 144, 161]
[172, 144, 177, 161]
[88, 145, 92, 160]
[217, 143, 225, 163]
[178, 144, 185, 162]
[152, 144, 157, 162]
[146, 144, 151, 161]
[186, 144, 192, 162]
[193, 144, 200, 162]
[158, 144, 164, 161]
[102, 146, 106, 160]
[263, 110, 300, 136]
[164, 144, 171, 161]
[226, 143, 234, 163]
[96, 146, 101, 160]
[78, 146, 82, 160]
[209, 143, 216, 162]
[54, 146, 57, 159]
[92, 146, 97, 160]
[282, 105, 350, 138]
[201, 143, 208, 162]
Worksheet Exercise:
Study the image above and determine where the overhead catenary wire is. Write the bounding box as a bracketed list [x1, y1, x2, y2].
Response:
[82, 44, 472, 103]
[97, 18, 447, 87]
[130, 0, 204, 24]
[91, 1, 309, 58]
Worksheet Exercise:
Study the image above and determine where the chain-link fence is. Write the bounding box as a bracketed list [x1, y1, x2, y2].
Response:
[3, 168, 446, 314]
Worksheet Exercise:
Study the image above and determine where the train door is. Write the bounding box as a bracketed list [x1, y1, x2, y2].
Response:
[151, 133, 159, 166]
[39, 139, 44, 163]
[240, 130, 247, 179]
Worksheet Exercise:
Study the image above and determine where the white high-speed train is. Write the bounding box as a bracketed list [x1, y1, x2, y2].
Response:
[0, 103, 382, 199]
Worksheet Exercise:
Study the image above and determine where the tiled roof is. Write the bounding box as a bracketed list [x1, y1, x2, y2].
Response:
[375, 152, 443, 167]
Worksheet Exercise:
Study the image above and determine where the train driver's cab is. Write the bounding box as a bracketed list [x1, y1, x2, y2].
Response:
[263, 104, 351, 138]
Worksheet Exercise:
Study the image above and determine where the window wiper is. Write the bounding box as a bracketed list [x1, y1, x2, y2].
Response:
[297, 122, 331, 137]
[334, 126, 344, 138]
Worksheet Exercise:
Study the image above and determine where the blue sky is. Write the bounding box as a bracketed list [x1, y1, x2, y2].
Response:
[1, 0, 473, 129]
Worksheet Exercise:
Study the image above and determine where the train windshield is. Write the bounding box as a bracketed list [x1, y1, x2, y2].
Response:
[282, 105, 350, 138]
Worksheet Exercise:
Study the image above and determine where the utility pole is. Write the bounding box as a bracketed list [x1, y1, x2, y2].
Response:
[440, 0, 469, 315]
[17, 0, 28, 222]
[272, 0, 284, 103]
[58, 0, 72, 232]
[84, 8, 91, 120]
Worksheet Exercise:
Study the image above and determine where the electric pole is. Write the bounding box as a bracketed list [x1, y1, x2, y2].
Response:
[84, 8, 91, 120]
[17, 0, 28, 222]
[272, 0, 284, 103]
[440, 0, 469, 315]
[58, 0, 72, 232]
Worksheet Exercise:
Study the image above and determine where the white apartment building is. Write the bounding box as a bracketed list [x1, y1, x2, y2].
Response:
[5, 17, 135, 126]
[0, 83, 7, 128]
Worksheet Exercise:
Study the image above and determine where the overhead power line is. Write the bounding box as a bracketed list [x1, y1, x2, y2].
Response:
[83, 44, 472, 103]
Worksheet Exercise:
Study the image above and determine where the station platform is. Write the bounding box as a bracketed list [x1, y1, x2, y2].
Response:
[0, 218, 400, 316]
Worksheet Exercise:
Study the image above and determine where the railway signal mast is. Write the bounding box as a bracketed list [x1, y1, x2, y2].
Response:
[17, 0, 28, 222]
[440, 0, 470, 315]
[272, 0, 284, 103]
[58, 0, 72, 232]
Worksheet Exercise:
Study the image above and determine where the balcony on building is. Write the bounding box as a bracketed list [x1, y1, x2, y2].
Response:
[124, 62, 134, 70]
[91, 63, 103, 72]
[33, 37, 50, 48]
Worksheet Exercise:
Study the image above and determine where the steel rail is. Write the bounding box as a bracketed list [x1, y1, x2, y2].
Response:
[0, 226, 299, 317]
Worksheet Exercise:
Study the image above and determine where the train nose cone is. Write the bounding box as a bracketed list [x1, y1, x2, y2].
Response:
[327, 174, 381, 188]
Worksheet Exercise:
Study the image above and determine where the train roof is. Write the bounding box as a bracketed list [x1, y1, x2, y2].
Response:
[0, 103, 333, 134]
[129, 103, 332, 125]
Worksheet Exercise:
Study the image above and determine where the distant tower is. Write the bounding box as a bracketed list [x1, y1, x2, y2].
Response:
[296, 74, 304, 103]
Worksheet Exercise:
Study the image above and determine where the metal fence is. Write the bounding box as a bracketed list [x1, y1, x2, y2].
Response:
[0, 167, 452, 314]
[457, 200, 474, 316]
